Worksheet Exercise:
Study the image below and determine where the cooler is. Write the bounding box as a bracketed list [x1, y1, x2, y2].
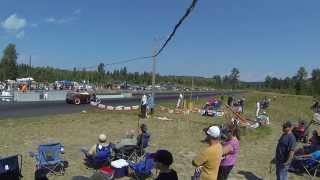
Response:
[111, 159, 129, 178]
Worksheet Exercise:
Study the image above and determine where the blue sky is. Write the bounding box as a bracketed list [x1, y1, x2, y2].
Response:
[1, 0, 320, 81]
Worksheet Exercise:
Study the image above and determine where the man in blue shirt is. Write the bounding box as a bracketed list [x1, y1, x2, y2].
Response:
[275, 121, 296, 180]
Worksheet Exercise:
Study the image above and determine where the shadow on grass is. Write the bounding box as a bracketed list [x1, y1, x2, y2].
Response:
[238, 171, 263, 180]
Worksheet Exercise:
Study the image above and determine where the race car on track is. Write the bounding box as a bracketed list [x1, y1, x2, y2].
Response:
[66, 91, 92, 105]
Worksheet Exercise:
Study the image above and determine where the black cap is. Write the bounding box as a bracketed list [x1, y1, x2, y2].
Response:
[282, 121, 292, 129]
[151, 150, 173, 166]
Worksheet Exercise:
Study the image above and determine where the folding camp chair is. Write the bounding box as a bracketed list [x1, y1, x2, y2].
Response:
[0, 154, 23, 180]
[31, 143, 68, 176]
[128, 153, 154, 180]
[117, 132, 150, 162]
[300, 157, 320, 179]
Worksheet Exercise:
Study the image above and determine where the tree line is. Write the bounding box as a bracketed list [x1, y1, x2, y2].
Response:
[1, 43, 319, 96]
[260, 67, 320, 96]
[0, 43, 241, 89]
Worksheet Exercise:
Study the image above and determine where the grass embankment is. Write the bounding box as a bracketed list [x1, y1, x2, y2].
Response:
[0, 91, 316, 180]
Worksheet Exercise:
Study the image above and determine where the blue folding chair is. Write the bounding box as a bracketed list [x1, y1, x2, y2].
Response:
[128, 153, 154, 180]
[0, 154, 23, 180]
[31, 143, 68, 176]
[302, 158, 320, 179]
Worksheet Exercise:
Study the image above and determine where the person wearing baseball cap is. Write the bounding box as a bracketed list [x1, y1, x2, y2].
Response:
[151, 149, 178, 180]
[192, 126, 223, 180]
[275, 121, 296, 180]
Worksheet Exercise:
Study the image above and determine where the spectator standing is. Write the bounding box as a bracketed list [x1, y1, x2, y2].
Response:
[239, 98, 245, 113]
[218, 127, 240, 180]
[275, 121, 296, 180]
[176, 93, 183, 108]
[256, 101, 260, 117]
[141, 94, 147, 118]
[193, 126, 222, 180]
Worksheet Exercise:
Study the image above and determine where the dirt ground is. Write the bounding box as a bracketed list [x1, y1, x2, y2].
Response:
[0, 91, 316, 180]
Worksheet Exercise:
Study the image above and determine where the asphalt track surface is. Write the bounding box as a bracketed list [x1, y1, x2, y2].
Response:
[0, 91, 236, 119]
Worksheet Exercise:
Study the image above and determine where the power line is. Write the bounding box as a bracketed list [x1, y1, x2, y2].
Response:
[105, 56, 152, 66]
[97, 0, 199, 68]
[153, 0, 198, 57]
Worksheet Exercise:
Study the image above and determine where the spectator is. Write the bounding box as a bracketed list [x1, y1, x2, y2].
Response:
[256, 101, 260, 117]
[303, 130, 320, 153]
[152, 149, 178, 180]
[81, 134, 113, 166]
[218, 126, 240, 180]
[193, 126, 223, 180]
[309, 130, 319, 146]
[141, 94, 147, 118]
[115, 130, 137, 149]
[311, 99, 320, 113]
[147, 94, 155, 115]
[275, 121, 296, 180]
[137, 124, 150, 149]
[176, 93, 183, 108]
[239, 98, 245, 113]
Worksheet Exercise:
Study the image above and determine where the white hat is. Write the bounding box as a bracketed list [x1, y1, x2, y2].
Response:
[206, 126, 220, 138]
[98, 134, 107, 142]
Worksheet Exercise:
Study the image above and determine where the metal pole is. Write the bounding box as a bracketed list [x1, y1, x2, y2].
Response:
[29, 55, 31, 77]
[190, 76, 194, 100]
[152, 49, 156, 98]
[29, 56, 32, 91]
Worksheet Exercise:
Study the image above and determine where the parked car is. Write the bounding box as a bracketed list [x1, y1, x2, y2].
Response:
[66, 91, 91, 105]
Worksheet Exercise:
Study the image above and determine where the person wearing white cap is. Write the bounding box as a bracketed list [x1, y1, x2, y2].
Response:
[192, 126, 223, 180]
[81, 134, 113, 163]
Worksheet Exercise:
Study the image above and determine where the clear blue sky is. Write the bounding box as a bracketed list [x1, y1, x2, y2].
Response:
[1, 0, 320, 81]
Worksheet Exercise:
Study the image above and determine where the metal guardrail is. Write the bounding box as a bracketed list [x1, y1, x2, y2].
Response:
[0, 95, 14, 102]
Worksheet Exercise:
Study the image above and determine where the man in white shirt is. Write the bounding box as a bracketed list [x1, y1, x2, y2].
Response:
[176, 93, 183, 108]
[141, 94, 147, 118]
[256, 101, 260, 117]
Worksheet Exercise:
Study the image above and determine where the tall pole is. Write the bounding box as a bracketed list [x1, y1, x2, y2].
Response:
[29, 55, 31, 77]
[28, 55, 32, 91]
[152, 49, 156, 98]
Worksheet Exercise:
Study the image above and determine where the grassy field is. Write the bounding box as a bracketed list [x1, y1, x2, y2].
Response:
[0, 91, 317, 180]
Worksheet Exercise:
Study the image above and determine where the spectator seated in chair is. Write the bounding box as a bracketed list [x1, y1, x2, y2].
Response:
[289, 150, 320, 175]
[81, 134, 114, 168]
[303, 130, 320, 154]
[115, 130, 137, 150]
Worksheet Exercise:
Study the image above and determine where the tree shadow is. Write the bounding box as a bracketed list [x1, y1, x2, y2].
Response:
[238, 171, 263, 180]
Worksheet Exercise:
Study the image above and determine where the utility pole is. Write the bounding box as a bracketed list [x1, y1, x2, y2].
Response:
[28, 55, 32, 91]
[152, 48, 156, 98]
[29, 55, 31, 77]
[190, 76, 194, 102]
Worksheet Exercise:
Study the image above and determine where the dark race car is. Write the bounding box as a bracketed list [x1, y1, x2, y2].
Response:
[66, 91, 91, 105]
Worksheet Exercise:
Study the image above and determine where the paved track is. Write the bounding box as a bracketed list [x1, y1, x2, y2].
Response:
[0, 91, 236, 119]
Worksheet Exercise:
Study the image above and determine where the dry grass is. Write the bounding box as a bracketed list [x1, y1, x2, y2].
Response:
[0, 91, 316, 180]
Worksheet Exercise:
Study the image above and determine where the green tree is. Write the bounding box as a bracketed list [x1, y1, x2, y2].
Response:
[1, 44, 18, 80]
[264, 75, 272, 88]
[97, 63, 105, 74]
[294, 67, 308, 95]
[311, 69, 320, 96]
[229, 68, 240, 89]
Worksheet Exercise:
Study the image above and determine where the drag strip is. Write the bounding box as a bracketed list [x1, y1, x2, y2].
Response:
[0, 91, 239, 119]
